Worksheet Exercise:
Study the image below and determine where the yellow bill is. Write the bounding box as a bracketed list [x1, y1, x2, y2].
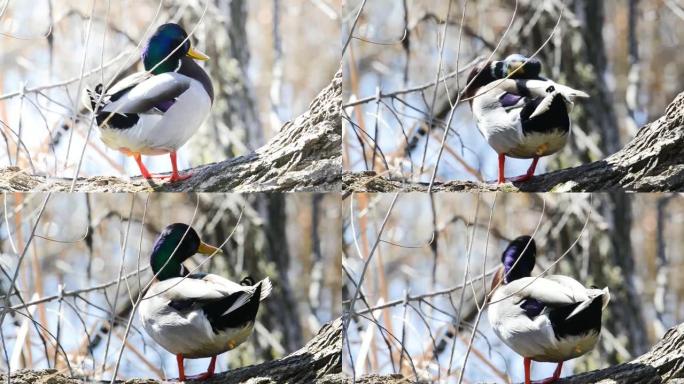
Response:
[198, 241, 223, 255]
[507, 61, 525, 76]
[187, 46, 210, 61]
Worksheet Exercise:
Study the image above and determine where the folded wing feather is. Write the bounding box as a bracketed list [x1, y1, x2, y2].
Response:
[102, 73, 191, 114]
[160, 275, 272, 319]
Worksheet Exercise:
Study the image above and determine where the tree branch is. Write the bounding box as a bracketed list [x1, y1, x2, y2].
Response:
[336, 320, 684, 384]
[557, 322, 684, 383]
[0, 69, 342, 192]
[2, 319, 343, 383]
[344, 91, 684, 193]
[12, 316, 684, 383]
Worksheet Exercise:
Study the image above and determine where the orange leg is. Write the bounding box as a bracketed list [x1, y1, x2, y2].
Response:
[183, 356, 217, 381]
[527, 157, 540, 178]
[511, 157, 540, 183]
[541, 362, 563, 384]
[176, 354, 186, 382]
[498, 153, 506, 184]
[197, 356, 217, 380]
[206, 356, 217, 378]
[158, 151, 192, 182]
[133, 153, 153, 179]
[524, 357, 532, 384]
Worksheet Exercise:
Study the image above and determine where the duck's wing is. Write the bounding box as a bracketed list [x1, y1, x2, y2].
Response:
[505, 276, 608, 324]
[201, 274, 272, 301]
[105, 72, 152, 98]
[498, 93, 527, 111]
[489, 277, 584, 326]
[101, 72, 192, 115]
[474, 79, 541, 120]
[502, 276, 589, 306]
[491, 78, 557, 98]
[489, 276, 607, 361]
[545, 275, 591, 294]
[156, 275, 271, 332]
[547, 274, 611, 312]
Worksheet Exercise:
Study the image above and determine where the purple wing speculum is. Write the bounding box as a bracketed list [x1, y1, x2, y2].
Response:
[499, 93, 524, 108]
[155, 99, 176, 113]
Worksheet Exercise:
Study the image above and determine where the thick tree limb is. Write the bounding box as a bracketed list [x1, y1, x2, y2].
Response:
[2, 319, 342, 384]
[344, 91, 684, 193]
[0, 69, 341, 192]
[12, 317, 684, 383]
[557, 322, 684, 383]
[333, 320, 684, 384]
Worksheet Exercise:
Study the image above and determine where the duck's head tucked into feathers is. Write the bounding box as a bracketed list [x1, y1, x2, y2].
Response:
[465, 54, 543, 100]
[501, 235, 536, 283]
[143, 23, 209, 75]
[496, 54, 542, 79]
[150, 223, 222, 281]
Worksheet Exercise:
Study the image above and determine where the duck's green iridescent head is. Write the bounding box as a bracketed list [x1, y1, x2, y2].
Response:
[150, 223, 222, 281]
[142, 23, 209, 75]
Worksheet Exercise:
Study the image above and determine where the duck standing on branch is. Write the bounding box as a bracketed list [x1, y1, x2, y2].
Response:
[84, 23, 214, 182]
[465, 54, 589, 183]
[139, 223, 271, 381]
[488, 236, 610, 384]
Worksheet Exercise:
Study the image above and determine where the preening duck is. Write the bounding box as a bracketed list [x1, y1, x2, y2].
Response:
[465, 54, 589, 183]
[487, 236, 610, 384]
[139, 223, 271, 381]
[84, 23, 214, 182]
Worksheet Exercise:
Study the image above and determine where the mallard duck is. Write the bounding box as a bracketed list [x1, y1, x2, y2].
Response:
[487, 236, 610, 384]
[465, 54, 589, 184]
[139, 223, 271, 381]
[84, 23, 214, 182]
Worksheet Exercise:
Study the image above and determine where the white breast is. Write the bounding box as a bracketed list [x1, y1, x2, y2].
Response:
[472, 90, 525, 155]
[472, 87, 570, 158]
[99, 76, 211, 156]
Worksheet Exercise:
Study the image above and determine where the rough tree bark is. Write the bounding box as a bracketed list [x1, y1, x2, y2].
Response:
[0, 69, 341, 193]
[2, 319, 342, 384]
[9, 317, 684, 383]
[185, 0, 265, 158]
[336, 320, 684, 384]
[344, 91, 684, 193]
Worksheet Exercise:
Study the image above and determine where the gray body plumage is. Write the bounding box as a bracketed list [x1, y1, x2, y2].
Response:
[488, 275, 609, 362]
[139, 275, 271, 358]
[472, 78, 588, 158]
[86, 57, 214, 156]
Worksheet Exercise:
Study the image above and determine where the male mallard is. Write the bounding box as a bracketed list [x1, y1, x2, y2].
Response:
[84, 23, 214, 182]
[465, 54, 589, 183]
[487, 236, 610, 384]
[139, 223, 271, 381]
